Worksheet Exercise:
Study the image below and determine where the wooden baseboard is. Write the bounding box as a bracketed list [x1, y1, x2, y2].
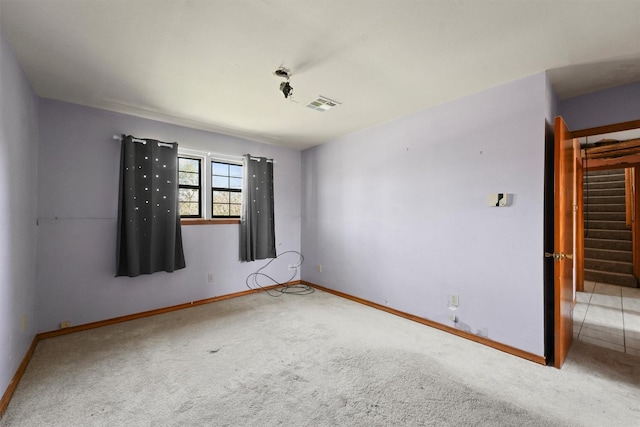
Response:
[0, 336, 38, 418]
[0, 282, 291, 418]
[303, 281, 547, 366]
[37, 283, 288, 340]
[1, 279, 543, 419]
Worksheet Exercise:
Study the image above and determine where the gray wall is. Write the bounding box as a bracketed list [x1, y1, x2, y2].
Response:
[545, 72, 559, 124]
[0, 32, 39, 397]
[301, 73, 549, 356]
[36, 100, 302, 332]
[559, 80, 640, 131]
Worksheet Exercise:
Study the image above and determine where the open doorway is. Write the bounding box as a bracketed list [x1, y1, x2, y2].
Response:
[582, 167, 636, 288]
[572, 122, 640, 357]
[577, 126, 640, 291]
[546, 118, 640, 367]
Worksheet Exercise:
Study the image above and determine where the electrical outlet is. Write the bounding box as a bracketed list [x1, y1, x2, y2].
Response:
[317, 264, 322, 273]
[207, 273, 214, 283]
[449, 294, 459, 307]
[449, 313, 457, 322]
[60, 321, 71, 329]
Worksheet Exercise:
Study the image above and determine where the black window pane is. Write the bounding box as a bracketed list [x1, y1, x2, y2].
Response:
[178, 157, 201, 218]
[207, 161, 243, 217]
[179, 158, 200, 172]
[213, 175, 229, 188]
[229, 164, 243, 178]
[213, 204, 230, 216]
[229, 177, 242, 189]
[230, 204, 241, 216]
[179, 188, 200, 217]
[179, 171, 199, 186]
[213, 191, 230, 203]
[212, 162, 229, 176]
[179, 188, 199, 202]
[179, 202, 199, 216]
[229, 192, 242, 204]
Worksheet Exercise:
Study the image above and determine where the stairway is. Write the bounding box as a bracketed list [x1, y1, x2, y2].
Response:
[584, 169, 638, 288]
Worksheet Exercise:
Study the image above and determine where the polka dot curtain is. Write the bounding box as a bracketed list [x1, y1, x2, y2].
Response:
[240, 155, 276, 261]
[116, 135, 186, 277]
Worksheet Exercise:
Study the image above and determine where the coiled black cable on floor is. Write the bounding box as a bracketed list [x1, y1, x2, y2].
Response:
[245, 250, 313, 296]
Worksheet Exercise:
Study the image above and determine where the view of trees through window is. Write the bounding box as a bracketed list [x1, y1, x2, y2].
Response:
[178, 157, 201, 217]
[178, 157, 243, 219]
[212, 162, 242, 217]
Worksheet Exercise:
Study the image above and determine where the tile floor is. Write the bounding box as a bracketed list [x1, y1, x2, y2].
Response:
[574, 280, 640, 357]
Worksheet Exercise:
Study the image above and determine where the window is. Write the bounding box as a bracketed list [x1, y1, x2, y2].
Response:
[212, 161, 243, 217]
[178, 157, 201, 217]
[177, 153, 244, 222]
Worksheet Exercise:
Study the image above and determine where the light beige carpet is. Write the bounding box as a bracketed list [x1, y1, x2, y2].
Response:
[2, 289, 639, 426]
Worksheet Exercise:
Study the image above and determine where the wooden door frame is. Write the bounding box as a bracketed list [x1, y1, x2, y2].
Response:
[572, 119, 640, 293]
[575, 146, 584, 294]
[571, 120, 640, 139]
[545, 117, 640, 368]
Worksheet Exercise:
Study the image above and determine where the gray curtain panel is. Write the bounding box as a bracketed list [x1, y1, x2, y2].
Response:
[116, 135, 186, 277]
[240, 155, 276, 261]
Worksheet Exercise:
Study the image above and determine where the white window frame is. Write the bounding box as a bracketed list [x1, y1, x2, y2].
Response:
[178, 149, 244, 222]
[178, 154, 204, 218]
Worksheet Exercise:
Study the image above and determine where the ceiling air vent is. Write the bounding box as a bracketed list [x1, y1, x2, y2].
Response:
[306, 96, 340, 112]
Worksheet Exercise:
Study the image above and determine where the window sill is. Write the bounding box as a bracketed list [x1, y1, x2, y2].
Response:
[181, 219, 240, 226]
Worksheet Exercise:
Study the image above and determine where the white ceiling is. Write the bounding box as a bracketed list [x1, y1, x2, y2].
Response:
[1, 0, 640, 150]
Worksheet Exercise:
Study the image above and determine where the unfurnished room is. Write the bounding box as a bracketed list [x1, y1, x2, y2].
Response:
[1, 1, 640, 426]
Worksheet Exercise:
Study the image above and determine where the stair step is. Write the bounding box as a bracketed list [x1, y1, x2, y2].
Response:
[584, 269, 638, 288]
[584, 203, 626, 213]
[584, 238, 632, 251]
[586, 195, 626, 204]
[584, 180, 625, 190]
[584, 174, 626, 183]
[582, 169, 636, 288]
[585, 188, 626, 197]
[584, 258, 633, 275]
[584, 229, 632, 240]
[584, 248, 633, 263]
[585, 169, 625, 176]
[584, 212, 627, 221]
[584, 220, 629, 230]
